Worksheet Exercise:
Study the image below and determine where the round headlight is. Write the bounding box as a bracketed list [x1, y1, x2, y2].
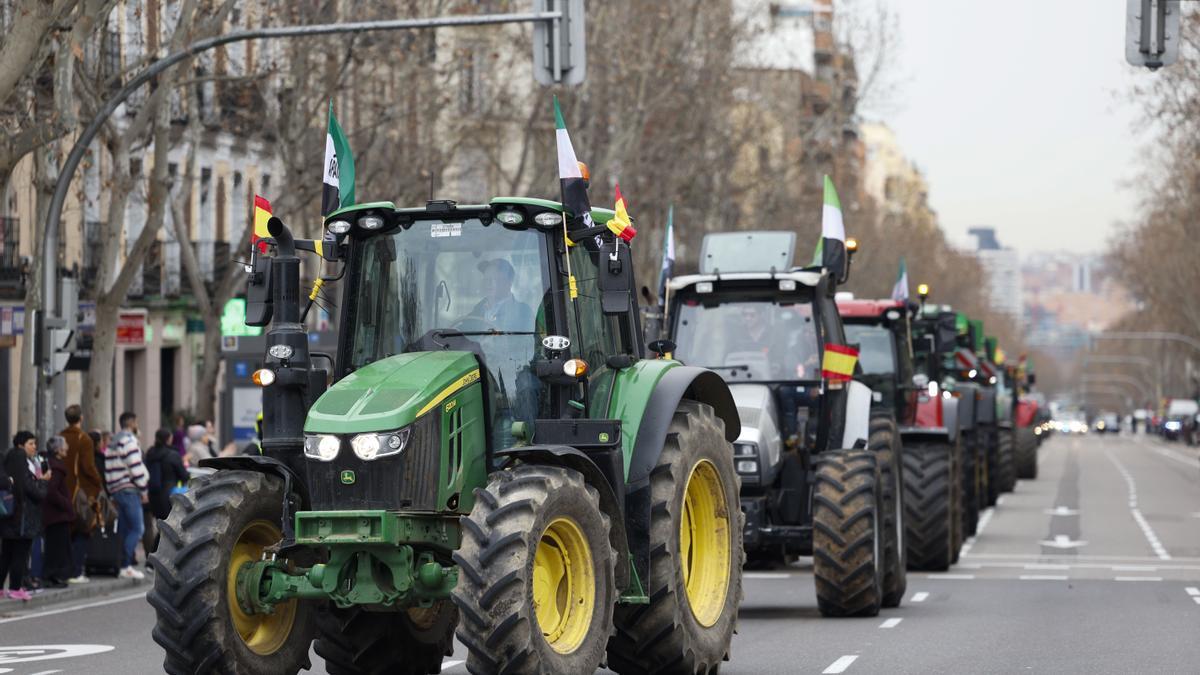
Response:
[387, 433, 403, 449]
[534, 212, 563, 226]
[351, 433, 382, 460]
[304, 434, 340, 462]
[268, 344, 294, 360]
[359, 214, 385, 230]
[327, 220, 352, 234]
[496, 210, 524, 225]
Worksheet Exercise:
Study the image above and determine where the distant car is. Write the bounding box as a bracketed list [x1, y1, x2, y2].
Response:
[1163, 400, 1199, 442]
[1095, 412, 1120, 434]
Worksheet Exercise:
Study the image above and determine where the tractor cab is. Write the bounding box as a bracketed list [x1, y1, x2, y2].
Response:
[836, 296, 918, 427]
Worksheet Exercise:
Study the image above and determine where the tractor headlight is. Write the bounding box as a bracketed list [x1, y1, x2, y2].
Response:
[350, 427, 412, 461]
[327, 220, 352, 235]
[304, 434, 341, 462]
[359, 214, 385, 230]
[736, 459, 759, 475]
[733, 442, 758, 457]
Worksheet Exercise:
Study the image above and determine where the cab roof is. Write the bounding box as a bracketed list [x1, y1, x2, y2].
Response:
[667, 269, 825, 292]
[836, 298, 906, 318]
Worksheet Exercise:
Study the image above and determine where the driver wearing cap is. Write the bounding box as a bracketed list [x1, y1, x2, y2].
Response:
[467, 258, 534, 331]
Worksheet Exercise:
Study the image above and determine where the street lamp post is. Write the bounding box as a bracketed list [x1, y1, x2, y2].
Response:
[36, 8, 577, 442]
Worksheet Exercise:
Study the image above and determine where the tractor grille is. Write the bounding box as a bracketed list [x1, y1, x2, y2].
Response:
[308, 411, 441, 511]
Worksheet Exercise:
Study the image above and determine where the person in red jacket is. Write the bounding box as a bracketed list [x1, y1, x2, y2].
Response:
[41, 436, 74, 588]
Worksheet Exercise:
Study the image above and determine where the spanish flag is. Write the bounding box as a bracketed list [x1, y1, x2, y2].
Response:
[609, 182, 637, 242]
[251, 195, 272, 253]
[822, 344, 859, 382]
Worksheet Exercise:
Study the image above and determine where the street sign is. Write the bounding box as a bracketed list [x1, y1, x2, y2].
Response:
[1126, 0, 1180, 70]
[533, 0, 586, 86]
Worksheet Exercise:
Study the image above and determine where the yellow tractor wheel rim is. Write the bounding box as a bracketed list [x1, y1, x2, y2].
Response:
[532, 517, 595, 654]
[680, 459, 731, 627]
[226, 520, 298, 656]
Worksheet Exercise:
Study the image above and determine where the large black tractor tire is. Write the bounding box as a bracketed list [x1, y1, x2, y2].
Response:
[902, 443, 955, 571]
[960, 435, 980, 539]
[869, 414, 907, 608]
[985, 430, 1003, 505]
[452, 464, 616, 675]
[948, 437, 963, 562]
[996, 429, 1017, 494]
[813, 449, 884, 617]
[314, 602, 456, 675]
[148, 470, 315, 675]
[1015, 426, 1039, 479]
[607, 400, 743, 674]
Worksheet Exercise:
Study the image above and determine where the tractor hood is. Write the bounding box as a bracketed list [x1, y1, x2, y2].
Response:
[304, 351, 480, 434]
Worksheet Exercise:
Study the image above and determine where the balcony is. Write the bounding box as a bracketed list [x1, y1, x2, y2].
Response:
[80, 220, 105, 295]
[0, 217, 23, 299]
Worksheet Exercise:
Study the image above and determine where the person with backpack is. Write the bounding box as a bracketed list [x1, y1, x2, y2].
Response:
[104, 412, 148, 580]
[143, 429, 187, 555]
[61, 405, 102, 584]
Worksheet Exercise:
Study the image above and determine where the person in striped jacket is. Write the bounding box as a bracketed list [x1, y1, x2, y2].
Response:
[104, 412, 148, 580]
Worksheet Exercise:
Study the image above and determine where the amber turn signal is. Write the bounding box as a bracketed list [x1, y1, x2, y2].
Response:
[252, 368, 276, 386]
[563, 359, 588, 378]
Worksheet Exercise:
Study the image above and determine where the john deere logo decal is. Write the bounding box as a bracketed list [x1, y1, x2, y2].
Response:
[340, 470, 356, 485]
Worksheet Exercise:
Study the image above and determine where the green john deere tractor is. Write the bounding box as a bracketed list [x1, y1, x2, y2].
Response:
[148, 198, 744, 674]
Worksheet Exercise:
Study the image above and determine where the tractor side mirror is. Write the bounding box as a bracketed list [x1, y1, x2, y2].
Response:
[648, 339, 676, 357]
[598, 238, 633, 315]
[245, 255, 273, 326]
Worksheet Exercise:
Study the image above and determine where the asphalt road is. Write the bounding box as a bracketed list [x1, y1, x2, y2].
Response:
[2, 433, 1198, 674]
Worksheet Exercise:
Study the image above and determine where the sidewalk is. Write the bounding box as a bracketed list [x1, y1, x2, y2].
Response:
[0, 573, 149, 614]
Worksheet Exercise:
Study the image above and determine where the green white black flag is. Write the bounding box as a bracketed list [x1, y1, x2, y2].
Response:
[322, 101, 355, 216]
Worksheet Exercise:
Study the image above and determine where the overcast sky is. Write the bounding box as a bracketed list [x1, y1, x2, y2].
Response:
[869, 0, 1149, 254]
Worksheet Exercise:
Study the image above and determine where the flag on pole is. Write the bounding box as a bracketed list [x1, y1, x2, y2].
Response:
[251, 195, 272, 253]
[554, 96, 593, 230]
[657, 204, 675, 308]
[891, 257, 909, 302]
[608, 182, 637, 242]
[822, 344, 859, 382]
[820, 174, 847, 279]
[322, 101, 356, 216]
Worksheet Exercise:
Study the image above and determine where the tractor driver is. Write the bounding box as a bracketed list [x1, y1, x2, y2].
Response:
[466, 258, 534, 332]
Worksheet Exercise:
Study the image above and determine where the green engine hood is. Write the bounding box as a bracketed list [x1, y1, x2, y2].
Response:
[304, 351, 481, 434]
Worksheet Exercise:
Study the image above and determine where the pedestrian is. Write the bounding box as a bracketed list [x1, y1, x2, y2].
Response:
[185, 424, 214, 466]
[170, 415, 188, 458]
[145, 429, 187, 547]
[104, 412, 148, 580]
[62, 405, 102, 584]
[0, 431, 50, 601]
[40, 436, 74, 589]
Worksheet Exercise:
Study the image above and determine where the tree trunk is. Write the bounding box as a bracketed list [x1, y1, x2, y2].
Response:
[195, 314, 223, 421]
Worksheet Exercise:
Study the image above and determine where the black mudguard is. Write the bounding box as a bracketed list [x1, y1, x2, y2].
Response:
[199, 454, 310, 546]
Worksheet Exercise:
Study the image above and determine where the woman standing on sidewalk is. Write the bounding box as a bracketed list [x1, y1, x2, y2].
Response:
[41, 436, 75, 588]
[0, 431, 50, 601]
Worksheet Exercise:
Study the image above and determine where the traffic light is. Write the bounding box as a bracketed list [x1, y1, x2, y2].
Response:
[1126, 0, 1180, 70]
[533, 0, 586, 86]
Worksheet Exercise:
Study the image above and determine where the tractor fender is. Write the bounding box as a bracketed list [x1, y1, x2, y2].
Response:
[626, 366, 740, 486]
[495, 445, 630, 592]
[198, 455, 310, 549]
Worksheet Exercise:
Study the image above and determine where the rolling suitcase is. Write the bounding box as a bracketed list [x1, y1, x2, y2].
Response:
[86, 522, 123, 576]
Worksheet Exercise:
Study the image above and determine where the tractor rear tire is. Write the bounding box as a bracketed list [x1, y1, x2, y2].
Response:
[870, 414, 906, 608]
[1015, 427, 1038, 479]
[148, 470, 315, 675]
[986, 429, 1004, 505]
[960, 435, 980, 539]
[452, 464, 616, 675]
[813, 449, 884, 617]
[902, 443, 955, 571]
[314, 602, 456, 675]
[997, 429, 1017, 493]
[607, 400, 743, 674]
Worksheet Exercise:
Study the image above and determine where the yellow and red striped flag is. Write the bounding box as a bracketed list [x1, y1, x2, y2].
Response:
[822, 344, 859, 382]
[608, 182, 637, 242]
[252, 195, 272, 253]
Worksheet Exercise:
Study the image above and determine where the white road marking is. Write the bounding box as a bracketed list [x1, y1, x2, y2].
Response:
[879, 617, 903, 628]
[1114, 576, 1163, 582]
[1112, 565, 1158, 572]
[1186, 587, 1199, 596]
[0, 645, 114, 665]
[1193, 597, 1200, 606]
[910, 592, 929, 602]
[996, 495, 1006, 506]
[1190, 512, 1200, 519]
[823, 655, 859, 673]
[743, 572, 793, 579]
[956, 563, 983, 569]
[29, 671, 62, 675]
[1024, 563, 1070, 570]
[976, 508, 995, 534]
[0, 592, 147, 625]
[1039, 534, 1088, 549]
[931, 574, 975, 580]
[1019, 574, 1069, 581]
[1044, 505, 1080, 516]
[1104, 449, 1171, 560]
[441, 659, 465, 669]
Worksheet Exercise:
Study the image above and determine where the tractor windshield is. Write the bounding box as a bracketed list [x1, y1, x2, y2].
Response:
[673, 297, 821, 382]
[344, 218, 553, 427]
[844, 324, 896, 376]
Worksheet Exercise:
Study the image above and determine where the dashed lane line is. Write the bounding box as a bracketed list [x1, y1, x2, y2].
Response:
[1104, 449, 1171, 560]
[879, 618, 903, 628]
[1113, 576, 1164, 582]
[1193, 597, 1200, 606]
[910, 592, 929, 602]
[1019, 575, 1069, 581]
[1186, 587, 1199, 596]
[823, 655, 859, 674]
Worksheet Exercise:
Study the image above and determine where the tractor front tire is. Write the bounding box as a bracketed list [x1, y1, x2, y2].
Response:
[902, 443, 955, 571]
[607, 400, 743, 674]
[148, 470, 315, 675]
[813, 450, 884, 617]
[1015, 427, 1038, 479]
[870, 414, 907, 608]
[452, 464, 616, 675]
[314, 602, 456, 675]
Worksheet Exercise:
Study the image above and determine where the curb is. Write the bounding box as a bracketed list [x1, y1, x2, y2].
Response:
[0, 575, 149, 613]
